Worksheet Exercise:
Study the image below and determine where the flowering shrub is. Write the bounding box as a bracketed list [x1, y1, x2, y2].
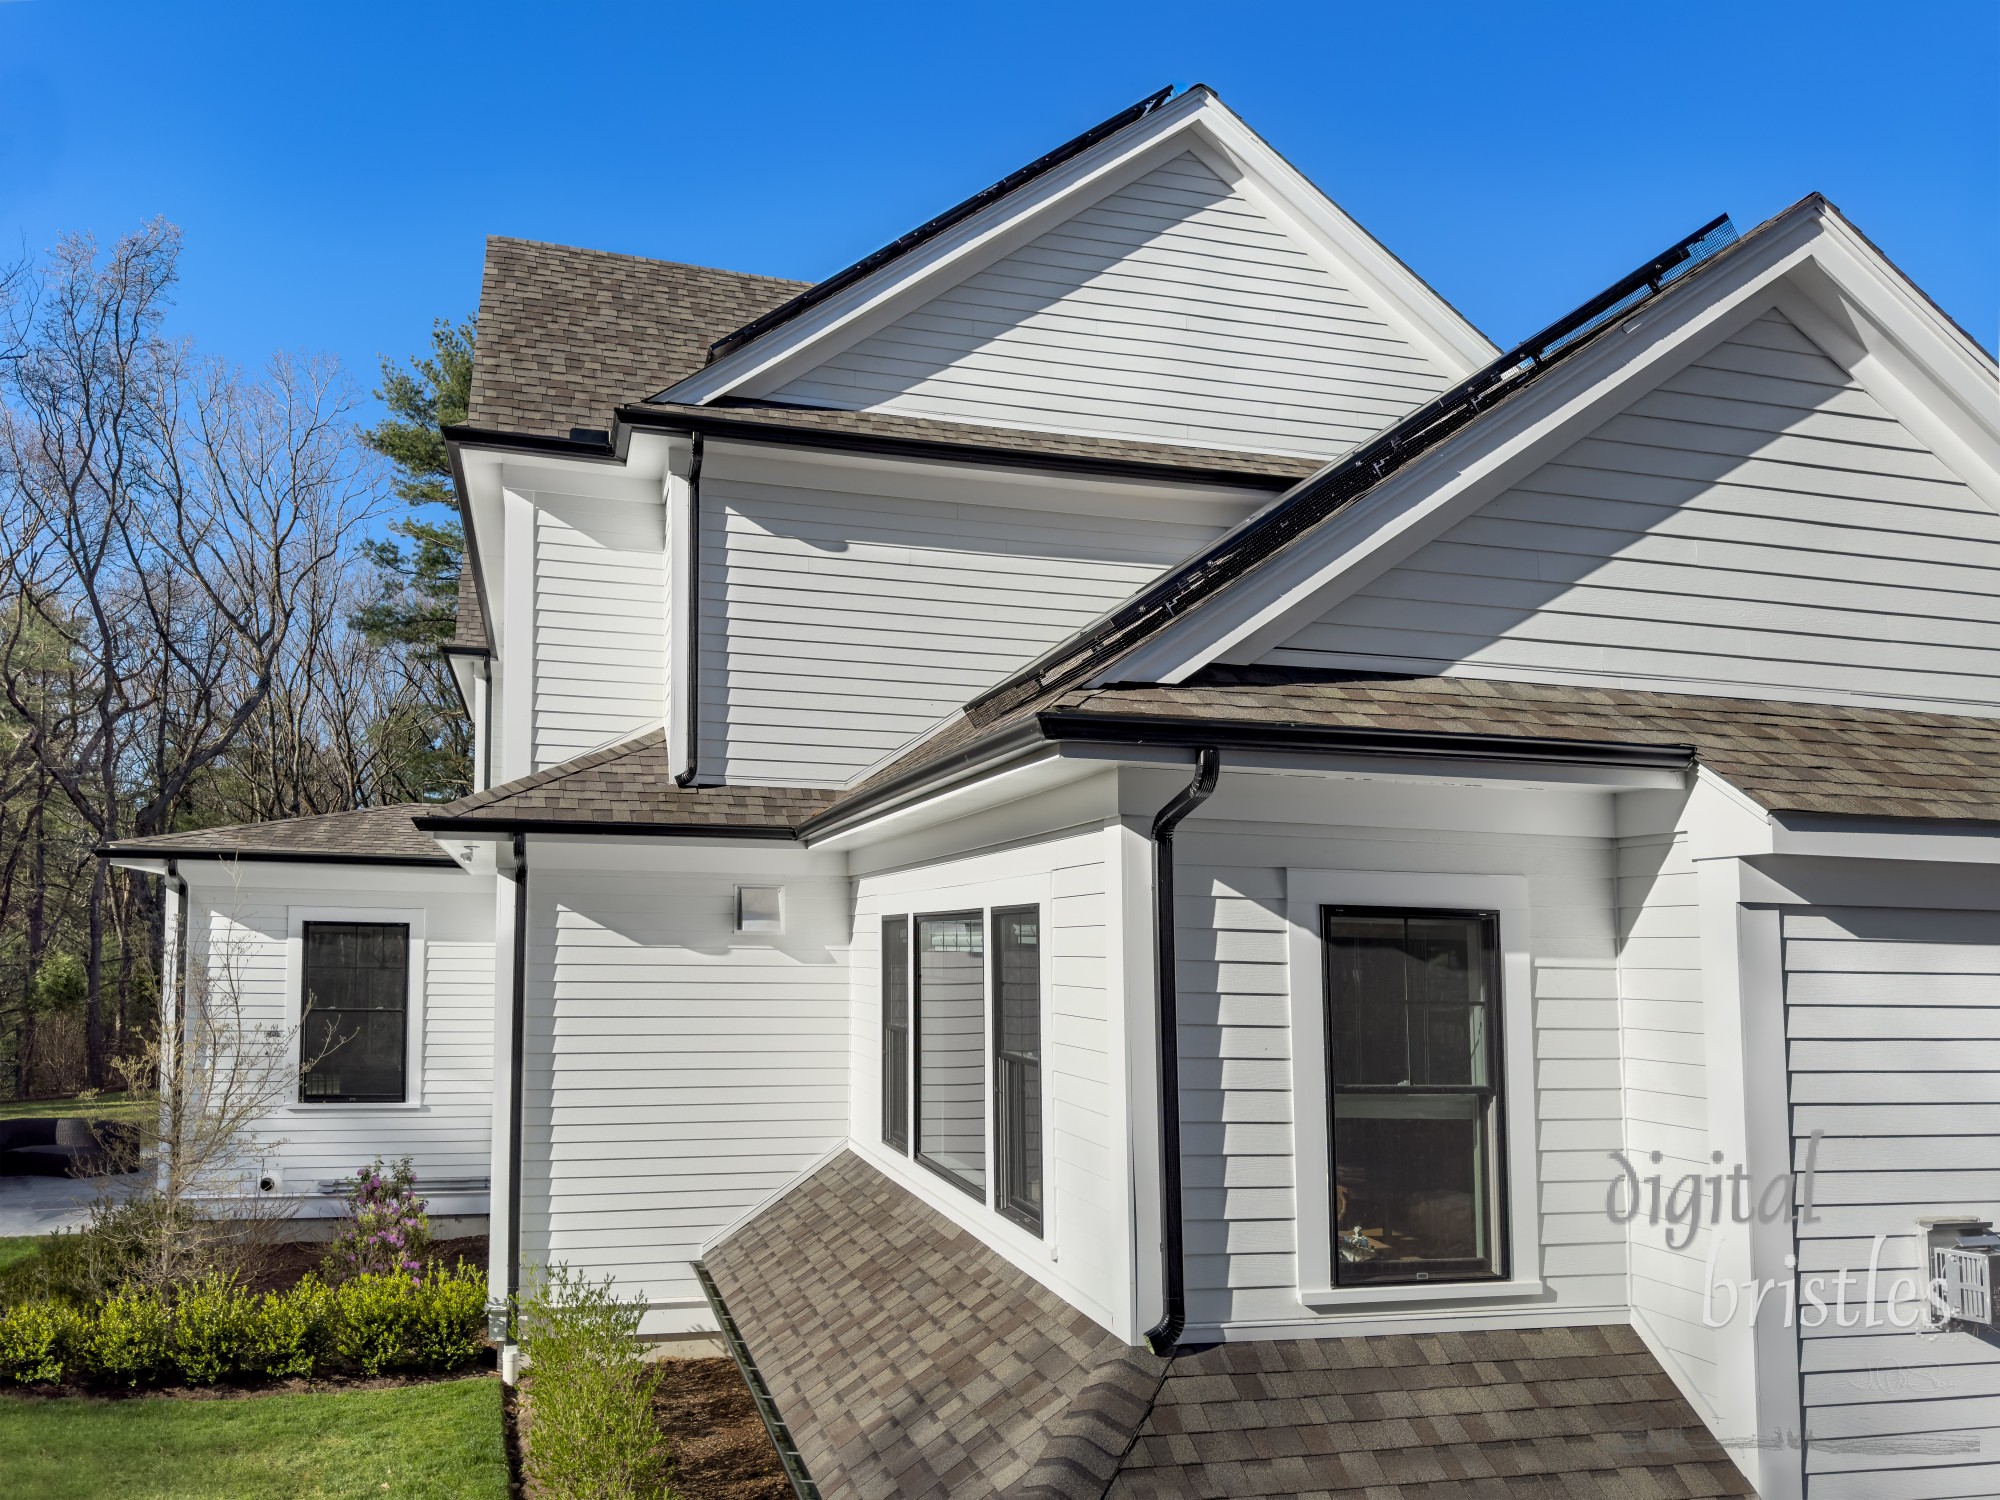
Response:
[0, 1263, 485, 1387]
[325, 1157, 432, 1281]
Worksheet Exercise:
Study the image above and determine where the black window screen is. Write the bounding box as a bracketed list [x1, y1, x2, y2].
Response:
[992, 906, 1042, 1234]
[915, 912, 985, 1201]
[300, 922, 409, 1104]
[1324, 907, 1503, 1285]
[882, 915, 910, 1152]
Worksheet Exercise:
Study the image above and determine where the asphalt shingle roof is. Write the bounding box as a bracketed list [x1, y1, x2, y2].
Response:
[100, 804, 452, 864]
[1039, 666, 2000, 823]
[416, 728, 834, 833]
[705, 1150, 1751, 1500]
[466, 238, 807, 438]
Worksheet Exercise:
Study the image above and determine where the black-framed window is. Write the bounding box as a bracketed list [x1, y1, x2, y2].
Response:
[1323, 907, 1503, 1285]
[992, 906, 1042, 1234]
[300, 922, 410, 1104]
[914, 911, 985, 1201]
[882, 915, 910, 1152]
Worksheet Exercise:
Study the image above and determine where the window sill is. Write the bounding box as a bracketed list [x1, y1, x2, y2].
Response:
[283, 1102, 427, 1113]
[1300, 1277, 1548, 1310]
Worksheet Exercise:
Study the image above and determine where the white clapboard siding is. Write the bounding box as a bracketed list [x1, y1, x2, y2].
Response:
[1785, 906, 2000, 1500]
[533, 495, 665, 770]
[698, 472, 1224, 786]
[849, 831, 1123, 1330]
[1614, 825, 1724, 1417]
[1174, 816, 1625, 1329]
[195, 892, 494, 1190]
[771, 151, 1451, 458]
[1266, 310, 2000, 711]
[521, 868, 849, 1310]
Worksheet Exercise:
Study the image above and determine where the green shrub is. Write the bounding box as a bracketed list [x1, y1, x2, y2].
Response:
[91, 1283, 175, 1386]
[173, 1272, 258, 1384]
[335, 1264, 486, 1377]
[0, 1259, 484, 1387]
[250, 1273, 333, 1379]
[519, 1264, 673, 1500]
[0, 1298, 87, 1384]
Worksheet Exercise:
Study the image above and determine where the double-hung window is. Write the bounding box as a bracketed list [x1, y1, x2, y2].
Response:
[299, 921, 410, 1104]
[1323, 906, 1503, 1285]
[878, 903, 1044, 1237]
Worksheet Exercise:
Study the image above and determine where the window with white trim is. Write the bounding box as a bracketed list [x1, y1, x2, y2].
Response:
[881, 915, 910, 1152]
[299, 921, 409, 1104]
[1323, 906, 1505, 1285]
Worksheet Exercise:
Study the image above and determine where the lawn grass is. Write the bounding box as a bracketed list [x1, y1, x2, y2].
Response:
[0, 1091, 156, 1126]
[0, 1374, 509, 1500]
[0, 1234, 44, 1276]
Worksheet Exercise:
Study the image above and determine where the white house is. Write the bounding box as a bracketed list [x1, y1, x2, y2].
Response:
[106, 85, 2000, 1500]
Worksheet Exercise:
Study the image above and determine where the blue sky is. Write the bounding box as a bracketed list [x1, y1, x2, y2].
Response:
[4, 0, 1994, 419]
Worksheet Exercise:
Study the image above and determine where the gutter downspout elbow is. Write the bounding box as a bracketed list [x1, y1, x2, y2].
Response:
[1143, 746, 1220, 1357]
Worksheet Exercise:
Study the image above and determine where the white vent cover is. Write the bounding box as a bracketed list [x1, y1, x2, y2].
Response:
[1935, 1247, 1994, 1326]
[736, 886, 785, 934]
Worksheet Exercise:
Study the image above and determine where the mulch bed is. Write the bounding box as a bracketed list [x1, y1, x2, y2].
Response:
[649, 1357, 791, 1500]
[245, 1234, 488, 1295]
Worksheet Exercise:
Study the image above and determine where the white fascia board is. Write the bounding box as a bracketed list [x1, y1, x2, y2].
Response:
[1105, 204, 1836, 686]
[660, 90, 1492, 407]
[454, 446, 509, 652]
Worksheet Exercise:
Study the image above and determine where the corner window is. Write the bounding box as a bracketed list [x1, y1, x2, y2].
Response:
[992, 906, 1042, 1234]
[1324, 907, 1503, 1285]
[915, 912, 985, 1201]
[881, 915, 910, 1152]
[300, 922, 409, 1103]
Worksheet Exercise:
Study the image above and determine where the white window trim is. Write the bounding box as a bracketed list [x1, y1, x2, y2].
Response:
[866, 871, 1056, 1268]
[1286, 868, 1543, 1309]
[282, 905, 428, 1112]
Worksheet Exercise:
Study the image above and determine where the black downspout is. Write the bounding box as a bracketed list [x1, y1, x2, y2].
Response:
[165, 858, 188, 1104]
[506, 832, 528, 1334]
[673, 433, 705, 787]
[1143, 746, 1220, 1357]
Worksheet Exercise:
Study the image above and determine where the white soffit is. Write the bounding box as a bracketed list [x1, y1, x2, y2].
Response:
[657, 90, 1497, 410]
[1102, 200, 2000, 689]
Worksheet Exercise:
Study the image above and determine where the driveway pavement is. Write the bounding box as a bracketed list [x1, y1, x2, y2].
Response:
[0, 1173, 140, 1236]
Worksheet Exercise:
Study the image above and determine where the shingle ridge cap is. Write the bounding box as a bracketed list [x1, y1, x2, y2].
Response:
[484, 235, 809, 288]
[437, 728, 666, 815]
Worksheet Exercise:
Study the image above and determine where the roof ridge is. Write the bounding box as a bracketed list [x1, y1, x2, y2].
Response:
[485, 235, 809, 287]
[436, 728, 665, 816]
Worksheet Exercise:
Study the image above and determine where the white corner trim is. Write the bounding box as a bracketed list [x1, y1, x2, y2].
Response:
[1286, 867, 1539, 1313]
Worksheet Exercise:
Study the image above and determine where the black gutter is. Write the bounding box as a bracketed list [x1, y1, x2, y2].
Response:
[702, 86, 1177, 366]
[694, 1263, 821, 1500]
[1144, 747, 1220, 1356]
[675, 433, 706, 787]
[617, 404, 1300, 490]
[97, 846, 458, 869]
[412, 817, 802, 841]
[504, 832, 528, 1341]
[1033, 710, 1697, 771]
[445, 409, 1298, 494]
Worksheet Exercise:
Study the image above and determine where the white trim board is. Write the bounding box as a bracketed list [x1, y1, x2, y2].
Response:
[1285, 868, 1542, 1313]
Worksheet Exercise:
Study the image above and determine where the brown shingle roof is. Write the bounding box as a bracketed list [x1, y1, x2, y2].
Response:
[447, 564, 487, 652]
[1042, 666, 2000, 823]
[99, 804, 452, 864]
[466, 238, 807, 438]
[416, 729, 834, 834]
[704, 1150, 1750, 1500]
